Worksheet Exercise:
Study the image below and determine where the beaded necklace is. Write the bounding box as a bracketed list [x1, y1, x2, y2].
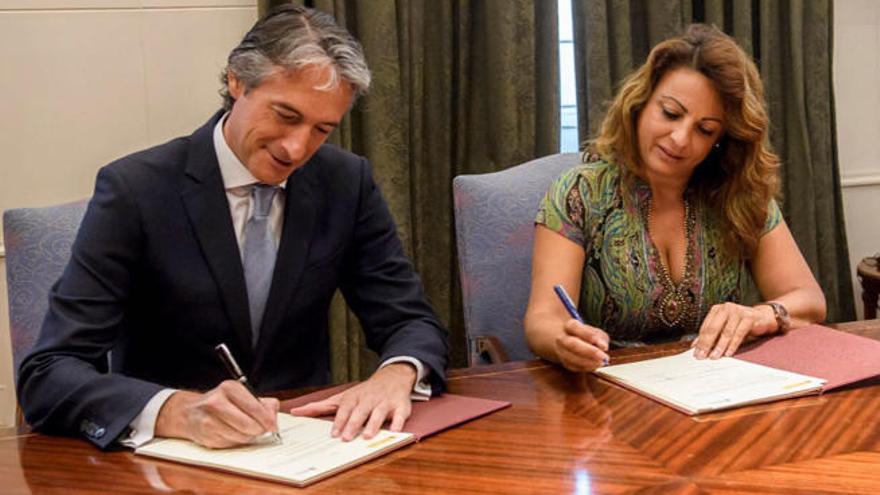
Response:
[643, 195, 698, 330]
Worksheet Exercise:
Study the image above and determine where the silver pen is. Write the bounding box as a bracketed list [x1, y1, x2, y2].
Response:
[214, 343, 283, 444]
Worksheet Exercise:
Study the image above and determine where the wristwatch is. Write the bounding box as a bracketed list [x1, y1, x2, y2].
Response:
[760, 301, 791, 333]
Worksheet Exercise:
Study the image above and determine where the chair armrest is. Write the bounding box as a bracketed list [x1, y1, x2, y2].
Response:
[470, 335, 511, 365]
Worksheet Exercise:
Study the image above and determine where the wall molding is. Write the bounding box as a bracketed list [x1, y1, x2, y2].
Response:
[841, 174, 880, 188]
[0, 0, 254, 12]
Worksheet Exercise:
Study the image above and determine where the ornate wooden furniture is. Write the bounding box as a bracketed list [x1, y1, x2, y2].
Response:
[858, 256, 880, 319]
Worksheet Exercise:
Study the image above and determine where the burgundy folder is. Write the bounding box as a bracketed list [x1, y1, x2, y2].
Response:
[736, 324, 880, 391]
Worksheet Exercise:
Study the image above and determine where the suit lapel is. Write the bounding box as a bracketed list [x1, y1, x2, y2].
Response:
[253, 165, 318, 361]
[180, 111, 255, 364]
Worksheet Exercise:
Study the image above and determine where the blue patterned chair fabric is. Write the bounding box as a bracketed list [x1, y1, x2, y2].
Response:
[453, 153, 579, 365]
[4, 200, 88, 380]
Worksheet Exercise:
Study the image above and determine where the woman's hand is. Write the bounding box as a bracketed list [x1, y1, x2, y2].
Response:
[554, 319, 611, 372]
[693, 302, 776, 359]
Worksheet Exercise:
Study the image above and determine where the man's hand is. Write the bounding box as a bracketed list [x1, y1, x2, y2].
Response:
[155, 380, 279, 449]
[289, 363, 417, 441]
[554, 319, 610, 372]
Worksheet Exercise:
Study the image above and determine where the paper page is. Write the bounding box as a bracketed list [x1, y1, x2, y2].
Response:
[597, 349, 826, 414]
[136, 413, 413, 486]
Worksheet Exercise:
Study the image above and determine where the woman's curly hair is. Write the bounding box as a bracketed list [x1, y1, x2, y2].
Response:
[588, 23, 779, 256]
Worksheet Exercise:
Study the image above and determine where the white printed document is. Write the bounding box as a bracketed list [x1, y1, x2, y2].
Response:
[596, 349, 826, 415]
[135, 413, 414, 487]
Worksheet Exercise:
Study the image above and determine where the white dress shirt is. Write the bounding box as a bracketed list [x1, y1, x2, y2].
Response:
[121, 115, 430, 448]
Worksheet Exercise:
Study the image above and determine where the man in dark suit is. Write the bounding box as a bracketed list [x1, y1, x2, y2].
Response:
[17, 5, 448, 450]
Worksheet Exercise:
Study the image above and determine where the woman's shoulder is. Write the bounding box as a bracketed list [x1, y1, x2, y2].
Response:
[555, 157, 621, 187]
[537, 157, 623, 239]
[554, 157, 623, 204]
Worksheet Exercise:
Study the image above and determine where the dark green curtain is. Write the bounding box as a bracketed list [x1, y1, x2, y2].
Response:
[572, 0, 854, 323]
[261, 0, 559, 377]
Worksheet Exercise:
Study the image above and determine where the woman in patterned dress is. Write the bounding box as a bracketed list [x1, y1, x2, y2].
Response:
[524, 24, 826, 372]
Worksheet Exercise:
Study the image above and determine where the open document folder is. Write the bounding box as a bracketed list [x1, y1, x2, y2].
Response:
[136, 414, 412, 487]
[596, 348, 825, 414]
[596, 324, 880, 415]
[136, 392, 510, 487]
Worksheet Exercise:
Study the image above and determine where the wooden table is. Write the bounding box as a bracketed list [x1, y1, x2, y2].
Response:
[3, 320, 880, 494]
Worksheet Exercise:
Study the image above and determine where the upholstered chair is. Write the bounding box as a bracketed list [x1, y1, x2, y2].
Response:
[453, 153, 578, 365]
[4, 200, 88, 385]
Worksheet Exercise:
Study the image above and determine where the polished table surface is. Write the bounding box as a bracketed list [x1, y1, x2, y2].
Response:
[3, 320, 880, 494]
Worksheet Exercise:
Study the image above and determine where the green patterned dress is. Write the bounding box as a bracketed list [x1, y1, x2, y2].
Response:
[536, 159, 781, 347]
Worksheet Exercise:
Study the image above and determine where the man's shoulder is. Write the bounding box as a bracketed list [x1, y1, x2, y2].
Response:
[300, 143, 370, 190]
[309, 143, 364, 171]
[102, 136, 191, 179]
[92, 133, 206, 205]
[296, 144, 379, 208]
[101, 112, 220, 182]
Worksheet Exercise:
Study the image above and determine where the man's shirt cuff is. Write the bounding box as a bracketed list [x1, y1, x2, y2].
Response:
[119, 388, 177, 448]
[380, 356, 431, 401]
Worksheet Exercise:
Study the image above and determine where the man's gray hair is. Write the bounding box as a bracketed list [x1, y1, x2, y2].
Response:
[220, 5, 371, 110]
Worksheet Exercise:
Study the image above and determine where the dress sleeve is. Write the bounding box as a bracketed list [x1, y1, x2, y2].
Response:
[535, 167, 588, 246]
[762, 198, 783, 234]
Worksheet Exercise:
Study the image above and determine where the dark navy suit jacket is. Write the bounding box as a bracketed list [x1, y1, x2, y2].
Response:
[16, 111, 449, 448]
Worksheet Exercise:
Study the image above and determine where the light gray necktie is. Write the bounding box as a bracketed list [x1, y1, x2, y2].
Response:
[243, 184, 279, 347]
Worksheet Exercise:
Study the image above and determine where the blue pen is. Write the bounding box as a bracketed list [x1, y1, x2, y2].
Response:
[553, 284, 609, 366]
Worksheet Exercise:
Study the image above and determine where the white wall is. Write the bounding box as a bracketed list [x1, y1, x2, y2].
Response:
[835, 0, 880, 320]
[0, 1, 257, 427]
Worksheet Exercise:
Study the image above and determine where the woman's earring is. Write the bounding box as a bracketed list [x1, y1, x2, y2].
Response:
[714, 142, 721, 149]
